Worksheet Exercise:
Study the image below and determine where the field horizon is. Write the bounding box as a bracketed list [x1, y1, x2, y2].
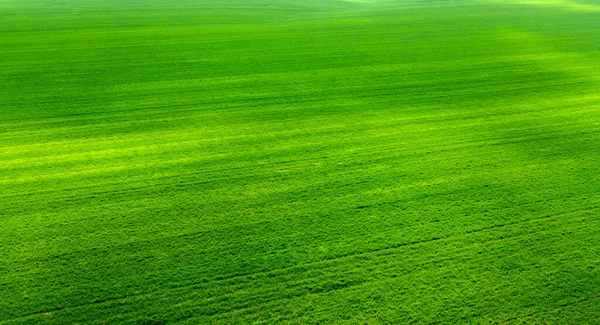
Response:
[2, 0, 600, 323]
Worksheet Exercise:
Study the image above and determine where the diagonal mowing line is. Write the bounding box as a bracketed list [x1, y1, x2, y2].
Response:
[4, 207, 597, 323]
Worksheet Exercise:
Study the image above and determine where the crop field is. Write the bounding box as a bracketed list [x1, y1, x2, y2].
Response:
[2, 0, 600, 323]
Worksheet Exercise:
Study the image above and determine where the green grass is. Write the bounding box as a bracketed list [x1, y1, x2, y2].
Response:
[2, 0, 600, 323]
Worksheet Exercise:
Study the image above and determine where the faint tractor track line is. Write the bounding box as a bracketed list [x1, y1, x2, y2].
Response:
[7, 208, 595, 323]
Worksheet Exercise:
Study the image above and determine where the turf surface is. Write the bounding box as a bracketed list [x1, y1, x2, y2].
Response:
[1, 0, 600, 323]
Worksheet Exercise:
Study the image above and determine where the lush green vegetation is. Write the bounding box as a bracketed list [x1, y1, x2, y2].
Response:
[2, 0, 600, 323]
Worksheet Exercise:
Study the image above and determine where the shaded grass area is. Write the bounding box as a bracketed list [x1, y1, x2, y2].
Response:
[1, 0, 600, 323]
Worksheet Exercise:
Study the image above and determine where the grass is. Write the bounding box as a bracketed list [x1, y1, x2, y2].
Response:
[1, 0, 600, 323]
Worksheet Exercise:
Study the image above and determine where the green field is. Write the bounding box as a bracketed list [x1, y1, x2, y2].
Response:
[2, 0, 600, 323]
